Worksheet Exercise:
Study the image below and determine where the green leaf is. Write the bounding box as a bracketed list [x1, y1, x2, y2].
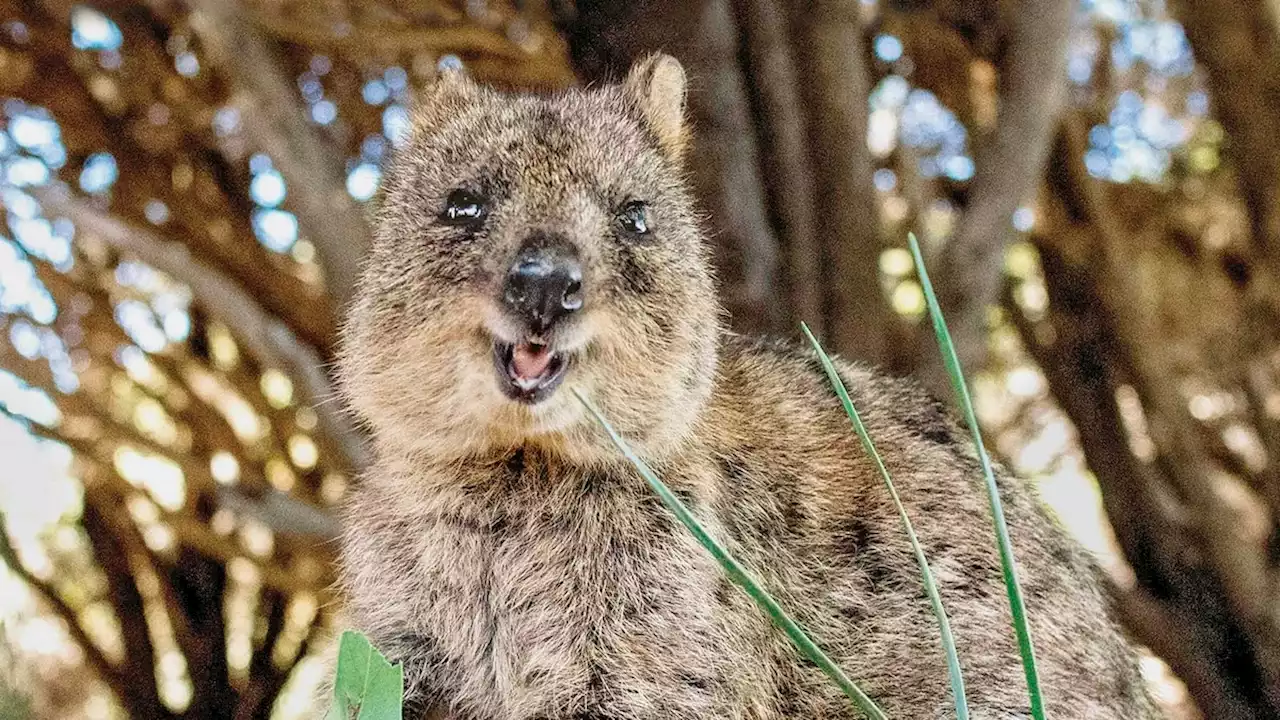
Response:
[573, 389, 888, 720]
[907, 232, 1046, 719]
[801, 323, 969, 720]
[330, 630, 404, 720]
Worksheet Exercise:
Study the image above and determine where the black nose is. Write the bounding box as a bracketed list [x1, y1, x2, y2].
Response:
[502, 244, 584, 332]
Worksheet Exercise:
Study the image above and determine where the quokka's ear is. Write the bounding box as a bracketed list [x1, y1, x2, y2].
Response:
[623, 53, 688, 162]
[413, 58, 479, 127]
[433, 56, 474, 91]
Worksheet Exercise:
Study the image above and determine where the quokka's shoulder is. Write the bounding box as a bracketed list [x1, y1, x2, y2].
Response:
[709, 332, 968, 451]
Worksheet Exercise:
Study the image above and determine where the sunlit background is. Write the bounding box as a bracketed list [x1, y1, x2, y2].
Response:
[0, 0, 1236, 716]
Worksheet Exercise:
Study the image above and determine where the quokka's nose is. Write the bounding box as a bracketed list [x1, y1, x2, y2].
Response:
[502, 244, 583, 332]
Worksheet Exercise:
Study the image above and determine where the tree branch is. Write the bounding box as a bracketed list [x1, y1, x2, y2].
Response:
[246, 9, 543, 63]
[0, 511, 124, 698]
[1060, 113, 1280, 711]
[79, 501, 171, 718]
[156, 547, 233, 714]
[32, 185, 370, 473]
[233, 588, 290, 720]
[1112, 584, 1247, 718]
[1, 408, 334, 589]
[217, 486, 339, 540]
[1013, 118, 1280, 718]
[920, 0, 1074, 395]
[185, 0, 371, 314]
[560, 0, 785, 336]
[1173, 0, 1280, 272]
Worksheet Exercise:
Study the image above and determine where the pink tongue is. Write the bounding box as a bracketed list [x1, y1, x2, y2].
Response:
[512, 343, 552, 379]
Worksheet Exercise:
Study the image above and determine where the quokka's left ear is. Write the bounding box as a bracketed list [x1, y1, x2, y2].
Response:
[623, 53, 688, 162]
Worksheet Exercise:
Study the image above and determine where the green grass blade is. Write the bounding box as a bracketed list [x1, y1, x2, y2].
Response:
[573, 389, 888, 720]
[907, 232, 1046, 719]
[801, 323, 970, 720]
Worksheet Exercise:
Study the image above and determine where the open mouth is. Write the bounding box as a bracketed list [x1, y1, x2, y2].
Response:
[492, 339, 571, 403]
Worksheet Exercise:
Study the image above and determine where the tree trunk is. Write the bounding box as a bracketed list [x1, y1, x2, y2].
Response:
[559, 0, 787, 338]
[562, 0, 901, 365]
[1173, 0, 1280, 274]
[1015, 118, 1280, 718]
[785, 1, 895, 364]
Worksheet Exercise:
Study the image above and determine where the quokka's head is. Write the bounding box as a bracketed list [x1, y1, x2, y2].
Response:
[338, 54, 722, 463]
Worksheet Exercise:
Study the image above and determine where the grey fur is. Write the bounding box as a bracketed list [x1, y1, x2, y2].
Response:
[335, 55, 1160, 719]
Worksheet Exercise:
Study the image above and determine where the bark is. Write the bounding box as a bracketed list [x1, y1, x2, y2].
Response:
[562, 1, 902, 363]
[1175, 0, 1280, 557]
[1112, 585, 1250, 718]
[1015, 120, 1280, 718]
[79, 502, 174, 719]
[1018, 190, 1266, 720]
[162, 548, 234, 715]
[233, 589, 290, 720]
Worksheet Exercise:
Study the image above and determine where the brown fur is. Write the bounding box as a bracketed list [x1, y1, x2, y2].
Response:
[335, 55, 1159, 719]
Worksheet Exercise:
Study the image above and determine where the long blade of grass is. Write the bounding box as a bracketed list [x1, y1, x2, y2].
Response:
[801, 323, 970, 720]
[573, 389, 888, 720]
[907, 232, 1045, 719]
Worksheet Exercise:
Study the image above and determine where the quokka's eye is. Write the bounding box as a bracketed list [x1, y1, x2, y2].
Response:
[440, 189, 488, 226]
[616, 200, 651, 237]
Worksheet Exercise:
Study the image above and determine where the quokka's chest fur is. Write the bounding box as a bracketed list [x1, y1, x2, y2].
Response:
[341, 449, 794, 719]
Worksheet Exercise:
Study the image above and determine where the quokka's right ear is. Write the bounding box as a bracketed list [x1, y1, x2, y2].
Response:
[412, 58, 479, 127]
[433, 56, 475, 92]
[624, 53, 689, 162]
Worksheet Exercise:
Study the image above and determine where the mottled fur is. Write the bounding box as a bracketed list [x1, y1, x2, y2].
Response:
[336, 56, 1159, 719]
